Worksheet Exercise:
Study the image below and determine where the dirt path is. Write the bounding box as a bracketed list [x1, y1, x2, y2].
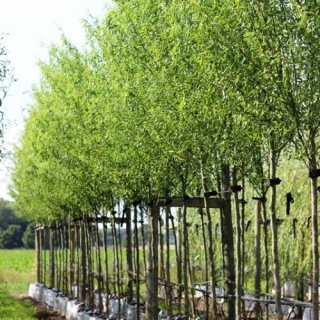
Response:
[15, 294, 65, 320]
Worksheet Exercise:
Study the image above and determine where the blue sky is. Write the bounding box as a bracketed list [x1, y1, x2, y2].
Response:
[1, 0, 112, 200]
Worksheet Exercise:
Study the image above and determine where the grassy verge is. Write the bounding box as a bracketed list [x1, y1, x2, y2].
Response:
[0, 249, 36, 294]
[0, 287, 36, 320]
[0, 249, 37, 319]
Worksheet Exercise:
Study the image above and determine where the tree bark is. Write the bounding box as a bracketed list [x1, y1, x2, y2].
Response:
[254, 200, 262, 317]
[146, 203, 159, 319]
[36, 225, 41, 283]
[220, 164, 235, 320]
[309, 149, 319, 319]
[200, 164, 218, 319]
[269, 149, 282, 320]
[233, 169, 242, 320]
[49, 225, 55, 288]
[125, 207, 134, 304]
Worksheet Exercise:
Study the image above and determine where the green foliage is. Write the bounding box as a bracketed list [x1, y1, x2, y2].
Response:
[0, 199, 32, 249]
[9, 0, 320, 293]
[22, 224, 35, 249]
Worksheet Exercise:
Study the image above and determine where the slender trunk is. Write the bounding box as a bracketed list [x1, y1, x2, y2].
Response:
[262, 199, 269, 319]
[49, 224, 55, 288]
[36, 225, 41, 283]
[165, 205, 173, 320]
[182, 204, 190, 316]
[172, 208, 182, 314]
[200, 164, 218, 319]
[269, 149, 282, 320]
[221, 164, 235, 320]
[69, 217, 75, 296]
[146, 203, 159, 319]
[75, 223, 80, 298]
[160, 216, 165, 280]
[111, 213, 121, 306]
[125, 207, 134, 303]
[233, 169, 242, 320]
[254, 200, 262, 317]
[240, 177, 246, 289]
[80, 218, 87, 302]
[102, 219, 110, 314]
[43, 228, 47, 285]
[94, 214, 103, 314]
[117, 204, 124, 296]
[254, 201, 261, 295]
[140, 213, 147, 277]
[86, 218, 94, 310]
[133, 205, 140, 319]
[309, 147, 319, 319]
[62, 223, 68, 293]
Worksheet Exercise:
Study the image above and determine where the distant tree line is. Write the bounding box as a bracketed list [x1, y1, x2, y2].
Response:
[0, 198, 34, 249]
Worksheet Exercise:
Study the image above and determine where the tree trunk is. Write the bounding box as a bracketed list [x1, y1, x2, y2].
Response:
[49, 225, 55, 288]
[220, 164, 235, 320]
[309, 149, 319, 319]
[133, 205, 140, 319]
[146, 203, 159, 319]
[233, 168, 242, 320]
[102, 219, 110, 314]
[69, 218, 75, 296]
[125, 207, 134, 304]
[165, 204, 173, 320]
[200, 164, 218, 319]
[176, 207, 183, 314]
[254, 200, 261, 317]
[182, 204, 190, 317]
[36, 225, 41, 283]
[80, 218, 87, 302]
[269, 149, 282, 320]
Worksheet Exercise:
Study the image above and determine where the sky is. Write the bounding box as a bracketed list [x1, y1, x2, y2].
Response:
[1, 0, 112, 200]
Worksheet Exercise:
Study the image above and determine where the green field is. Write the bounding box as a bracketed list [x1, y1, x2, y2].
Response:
[0, 249, 36, 294]
[0, 249, 37, 319]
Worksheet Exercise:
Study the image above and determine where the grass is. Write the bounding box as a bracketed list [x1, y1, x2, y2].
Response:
[0, 249, 36, 294]
[0, 249, 37, 319]
[0, 287, 36, 320]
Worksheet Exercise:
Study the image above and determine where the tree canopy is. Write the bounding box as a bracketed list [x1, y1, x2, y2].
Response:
[10, 1, 320, 318]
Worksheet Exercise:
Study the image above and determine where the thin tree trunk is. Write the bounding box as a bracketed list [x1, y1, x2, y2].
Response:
[182, 204, 190, 317]
[233, 168, 242, 320]
[254, 200, 262, 317]
[102, 219, 110, 314]
[86, 219, 94, 311]
[269, 148, 282, 320]
[176, 207, 183, 314]
[36, 225, 41, 283]
[140, 212, 147, 277]
[240, 177, 246, 289]
[200, 163, 218, 319]
[165, 204, 173, 320]
[43, 228, 47, 285]
[221, 164, 235, 320]
[146, 203, 159, 319]
[133, 205, 140, 320]
[125, 207, 133, 304]
[309, 147, 319, 319]
[69, 217, 75, 296]
[94, 213, 103, 314]
[80, 218, 87, 302]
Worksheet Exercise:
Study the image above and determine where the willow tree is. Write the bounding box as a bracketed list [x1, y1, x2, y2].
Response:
[277, 3, 320, 317]
[93, 2, 272, 319]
